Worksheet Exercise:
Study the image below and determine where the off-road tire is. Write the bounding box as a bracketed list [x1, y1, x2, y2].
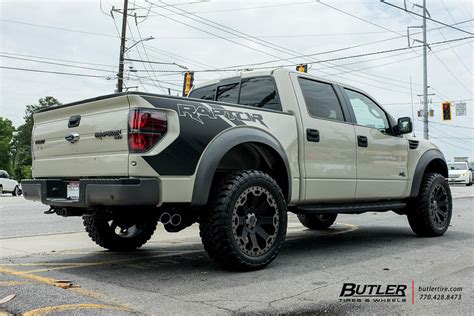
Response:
[83, 216, 158, 251]
[297, 213, 337, 230]
[200, 170, 287, 271]
[12, 186, 20, 196]
[407, 173, 452, 237]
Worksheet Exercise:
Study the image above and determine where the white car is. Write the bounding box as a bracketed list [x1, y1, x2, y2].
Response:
[0, 170, 21, 196]
[447, 162, 473, 186]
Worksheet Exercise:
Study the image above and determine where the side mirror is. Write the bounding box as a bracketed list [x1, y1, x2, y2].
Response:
[397, 117, 412, 135]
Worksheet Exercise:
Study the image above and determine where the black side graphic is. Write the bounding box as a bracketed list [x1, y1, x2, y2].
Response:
[142, 96, 232, 175]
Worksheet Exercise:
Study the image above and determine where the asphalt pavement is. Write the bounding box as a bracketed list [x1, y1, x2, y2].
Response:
[0, 185, 472, 315]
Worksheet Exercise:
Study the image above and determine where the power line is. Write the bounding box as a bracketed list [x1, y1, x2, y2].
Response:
[136, 2, 297, 64]
[0, 66, 108, 78]
[123, 58, 186, 68]
[0, 54, 115, 74]
[148, 1, 315, 16]
[431, 21, 472, 75]
[87, 36, 472, 74]
[143, 0, 467, 96]
[0, 51, 115, 68]
[380, 0, 473, 35]
[422, 120, 474, 130]
[0, 18, 119, 38]
[430, 50, 472, 96]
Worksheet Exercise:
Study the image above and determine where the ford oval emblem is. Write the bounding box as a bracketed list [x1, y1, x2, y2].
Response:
[65, 132, 80, 143]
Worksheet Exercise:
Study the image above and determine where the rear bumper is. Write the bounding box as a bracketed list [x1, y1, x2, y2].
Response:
[21, 178, 160, 208]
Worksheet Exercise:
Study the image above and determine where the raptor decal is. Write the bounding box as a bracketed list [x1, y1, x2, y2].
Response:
[177, 103, 267, 127]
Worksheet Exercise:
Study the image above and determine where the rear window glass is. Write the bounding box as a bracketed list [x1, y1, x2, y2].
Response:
[216, 82, 240, 103]
[188, 85, 215, 100]
[239, 77, 281, 111]
[298, 78, 345, 122]
[448, 163, 468, 170]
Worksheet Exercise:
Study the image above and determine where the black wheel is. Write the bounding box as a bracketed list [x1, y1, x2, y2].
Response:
[83, 215, 158, 251]
[466, 176, 472, 186]
[12, 186, 20, 196]
[407, 173, 452, 237]
[200, 170, 287, 271]
[297, 213, 337, 230]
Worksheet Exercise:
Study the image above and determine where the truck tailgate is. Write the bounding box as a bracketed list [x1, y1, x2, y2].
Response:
[32, 95, 130, 178]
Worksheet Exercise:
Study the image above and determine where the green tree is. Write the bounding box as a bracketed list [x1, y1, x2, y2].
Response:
[0, 117, 15, 173]
[11, 96, 61, 179]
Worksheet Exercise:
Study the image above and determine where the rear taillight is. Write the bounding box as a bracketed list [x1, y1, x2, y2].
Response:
[128, 109, 167, 153]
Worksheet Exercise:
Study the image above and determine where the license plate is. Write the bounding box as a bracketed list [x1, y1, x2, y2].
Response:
[67, 182, 80, 200]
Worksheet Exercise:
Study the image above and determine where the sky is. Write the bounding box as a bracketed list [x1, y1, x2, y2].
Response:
[0, 0, 472, 160]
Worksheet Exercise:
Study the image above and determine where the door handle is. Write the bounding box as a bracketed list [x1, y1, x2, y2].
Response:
[68, 115, 81, 128]
[306, 129, 320, 142]
[357, 135, 368, 147]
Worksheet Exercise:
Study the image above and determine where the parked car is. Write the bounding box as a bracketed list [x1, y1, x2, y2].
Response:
[22, 69, 452, 271]
[0, 170, 21, 196]
[447, 162, 472, 186]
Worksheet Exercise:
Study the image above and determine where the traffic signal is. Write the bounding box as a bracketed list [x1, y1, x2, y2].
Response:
[296, 64, 308, 73]
[442, 102, 452, 121]
[182, 71, 194, 97]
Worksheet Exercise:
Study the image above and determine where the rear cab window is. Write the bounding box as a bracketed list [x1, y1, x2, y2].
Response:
[239, 77, 281, 111]
[216, 82, 240, 104]
[188, 85, 216, 100]
[298, 77, 345, 122]
[189, 76, 282, 112]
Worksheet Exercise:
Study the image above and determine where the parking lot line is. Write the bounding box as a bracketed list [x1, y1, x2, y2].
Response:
[22, 304, 131, 316]
[0, 266, 141, 314]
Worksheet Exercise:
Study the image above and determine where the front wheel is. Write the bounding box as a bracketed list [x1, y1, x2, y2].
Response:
[12, 186, 20, 196]
[297, 213, 337, 230]
[83, 215, 158, 251]
[200, 170, 287, 271]
[407, 173, 452, 237]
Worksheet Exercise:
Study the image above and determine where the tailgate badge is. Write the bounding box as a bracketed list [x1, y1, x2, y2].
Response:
[65, 132, 80, 143]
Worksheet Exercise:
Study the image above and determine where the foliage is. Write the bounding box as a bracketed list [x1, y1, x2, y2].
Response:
[11, 96, 61, 179]
[0, 117, 15, 173]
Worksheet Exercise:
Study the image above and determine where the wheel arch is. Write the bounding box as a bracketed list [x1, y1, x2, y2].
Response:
[410, 149, 448, 198]
[191, 127, 291, 206]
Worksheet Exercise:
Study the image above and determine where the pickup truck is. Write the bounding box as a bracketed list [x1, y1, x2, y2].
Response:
[22, 68, 452, 271]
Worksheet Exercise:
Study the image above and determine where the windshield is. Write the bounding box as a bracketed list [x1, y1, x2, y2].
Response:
[448, 163, 468, 170]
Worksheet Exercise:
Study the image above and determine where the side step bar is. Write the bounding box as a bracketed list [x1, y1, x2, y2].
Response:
[296, 201, 406, 214]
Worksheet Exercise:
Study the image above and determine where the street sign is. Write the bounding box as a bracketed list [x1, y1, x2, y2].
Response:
[455, 102, 466, 116]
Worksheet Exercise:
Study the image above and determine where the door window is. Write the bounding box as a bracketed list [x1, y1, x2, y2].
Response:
[216, 82, 240, 103]
[298, 78, 345, 122]
[239, 77, 281, 111]
[188, 85, 216, 100]
[345, 89, 389, 131]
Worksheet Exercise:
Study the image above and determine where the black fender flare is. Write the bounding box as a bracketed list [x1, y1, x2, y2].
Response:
[410, 149, 448, 197]
[191, 127, 291, 206]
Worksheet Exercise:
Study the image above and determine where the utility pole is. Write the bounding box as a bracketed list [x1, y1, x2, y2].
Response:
[422, 0, 429, 140]
[116, 0, 129, 93]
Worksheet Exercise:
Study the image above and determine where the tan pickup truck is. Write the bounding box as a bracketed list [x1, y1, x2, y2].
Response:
[22, 69, 452, 270]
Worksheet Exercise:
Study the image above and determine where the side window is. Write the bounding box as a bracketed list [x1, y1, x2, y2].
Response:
[239, 77, 281, 111]
[344, 89, 389, 131]
[298, 78, 345, 122]
[188, 85, 216, 100]
[216, 82, 240, 104]
[0, 171, 6, 178]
